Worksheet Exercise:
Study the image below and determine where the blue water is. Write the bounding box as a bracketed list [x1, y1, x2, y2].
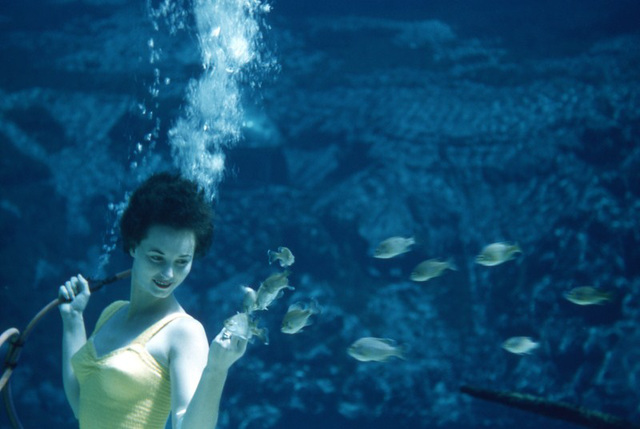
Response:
[1, 0, 640, 428]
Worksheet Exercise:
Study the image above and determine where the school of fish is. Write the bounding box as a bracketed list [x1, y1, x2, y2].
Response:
[366, 235, 614, 360]
[223, 246, 320, 346]
[223, 236, 616, 371]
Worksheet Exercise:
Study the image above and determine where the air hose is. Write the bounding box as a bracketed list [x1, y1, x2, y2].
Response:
[1, 269, 131, 428]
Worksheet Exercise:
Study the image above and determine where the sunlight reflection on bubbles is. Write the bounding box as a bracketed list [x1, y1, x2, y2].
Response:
[230, 36, 251, 64]
[167, 0, 275, 200]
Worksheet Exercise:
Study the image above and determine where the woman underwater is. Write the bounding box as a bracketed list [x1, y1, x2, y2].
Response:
[58, 172, 246, 429]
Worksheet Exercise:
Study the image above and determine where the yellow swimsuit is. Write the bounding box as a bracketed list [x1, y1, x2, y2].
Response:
[71, 301, 190, 429]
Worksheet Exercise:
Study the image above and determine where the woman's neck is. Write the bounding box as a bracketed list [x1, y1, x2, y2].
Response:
[127, 287, 181, 320]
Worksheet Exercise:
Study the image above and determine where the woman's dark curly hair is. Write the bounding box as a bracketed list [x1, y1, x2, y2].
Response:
[120, 172, 214, 258]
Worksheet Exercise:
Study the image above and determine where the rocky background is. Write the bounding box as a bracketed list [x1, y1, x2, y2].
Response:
[1, 1, 639, 428]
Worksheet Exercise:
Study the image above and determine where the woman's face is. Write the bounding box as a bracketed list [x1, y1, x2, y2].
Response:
[130, 225, 196, 298]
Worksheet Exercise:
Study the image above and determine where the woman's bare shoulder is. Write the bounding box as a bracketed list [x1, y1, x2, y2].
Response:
[168, 315, 208, 350]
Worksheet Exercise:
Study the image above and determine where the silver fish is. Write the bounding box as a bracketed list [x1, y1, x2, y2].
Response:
[224, 312, 269, 344]
[281, 299, 321, 334]
[268, 246, 295, 268]
[373, 236, 415, 259]
[564, 286, 613, 305]
[476, 242, 522, 266]
[502, 336, 539, 355]
[261, 270, 291, 290]
[255, 270, 294, 311]
[410, 258, 457, 282]
[347, 337, 406, 362]
[241, 285, 258, 314]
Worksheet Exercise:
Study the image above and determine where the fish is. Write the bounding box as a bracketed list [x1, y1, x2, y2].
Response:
[281, 299, 321, 334]
[564, 286, 613, 306]
[476, 242, 522, 266]
[241, 285, 258, 314]
[224, 312, 269, 344]
[502, 336, 539, 355]
[373, 236, 415, 259]
[255, 270, 294, 311]
[261, 270, 292, 290]
[268, 246, 295, 267]
[347, 337, 406, 362]
[410, 258, 457, 282]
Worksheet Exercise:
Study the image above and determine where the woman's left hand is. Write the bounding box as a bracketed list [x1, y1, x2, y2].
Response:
[208, 328, 248, 371]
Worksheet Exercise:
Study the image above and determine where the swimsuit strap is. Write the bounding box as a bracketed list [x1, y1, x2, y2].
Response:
[134, 312, 192, 346]
[92, 300, 129, 335]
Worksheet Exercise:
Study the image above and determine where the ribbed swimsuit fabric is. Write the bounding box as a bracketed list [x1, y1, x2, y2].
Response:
[71, 300, 190, 429]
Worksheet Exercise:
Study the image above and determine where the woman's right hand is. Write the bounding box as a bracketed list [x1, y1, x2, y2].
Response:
[208, 328, 248, 372]
[58, 274, 91, 316]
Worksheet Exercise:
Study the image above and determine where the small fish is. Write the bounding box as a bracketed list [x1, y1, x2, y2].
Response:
[241, 285, 258, 313]
[281, 299, 321, 334]
[224, 312, 269, 344]
[224, 312, 250, 338]
[255, 270, 294, 311]
[476, 242, 522, 266]
[410, 258, 457, 282]
[374, 236, 415, 259]
[564, 286, 613, 306]
[502, 336, 539, 355]
[261, 270, 292, 290]
[268, 246, 295, 267]
[347, 337, 406, 362]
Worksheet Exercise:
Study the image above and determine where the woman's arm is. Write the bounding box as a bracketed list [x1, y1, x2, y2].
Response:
[170, 323, 247, 429]
[58, 274, 91, 418]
